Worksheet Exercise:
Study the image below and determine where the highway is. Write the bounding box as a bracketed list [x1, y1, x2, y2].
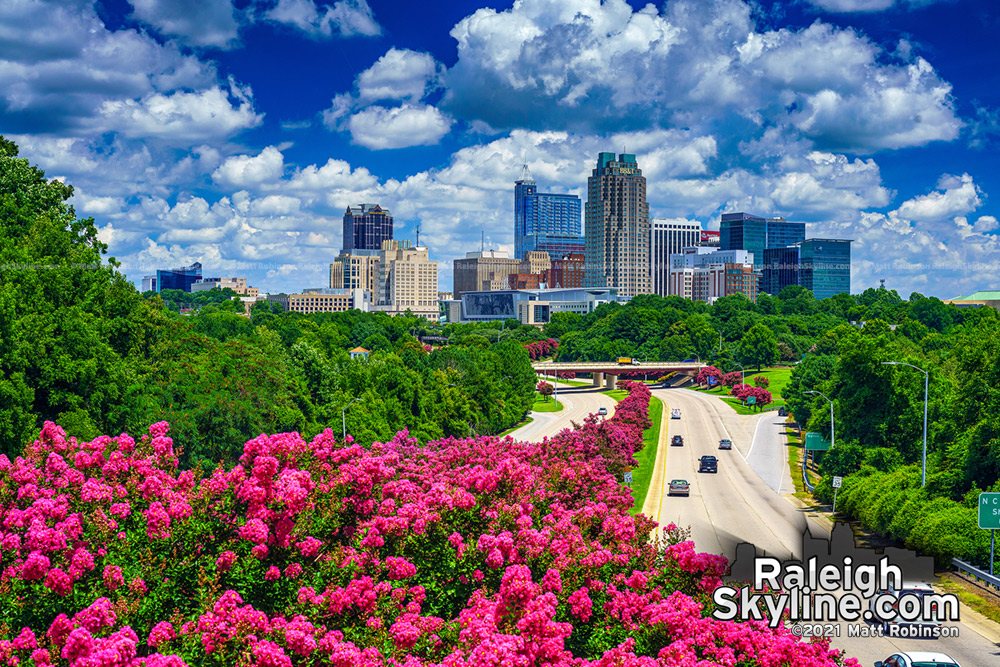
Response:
[504, 382, 618, 442]
[641, 387, 1000, 665]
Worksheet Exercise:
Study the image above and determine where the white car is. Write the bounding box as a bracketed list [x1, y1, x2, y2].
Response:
[671, 408, 681, 419]
[598, 407, 608, 416]
[874, 651, 959, 667]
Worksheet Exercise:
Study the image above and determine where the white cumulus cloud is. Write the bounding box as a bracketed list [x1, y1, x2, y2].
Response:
[128, 0, 239, 48]
[348, 104, 454, 149]
[213, 146, 286, 188]
[266, 0, 381, 38]
[358, 48, 443, 102]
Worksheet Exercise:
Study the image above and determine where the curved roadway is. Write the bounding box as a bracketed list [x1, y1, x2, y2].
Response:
[505, 382, 618, 443]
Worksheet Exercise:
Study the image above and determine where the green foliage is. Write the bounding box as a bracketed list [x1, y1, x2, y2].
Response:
[738, 323, 779, 370]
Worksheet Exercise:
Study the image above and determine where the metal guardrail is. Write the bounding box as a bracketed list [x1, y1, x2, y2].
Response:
[952, 557, 1000, 589]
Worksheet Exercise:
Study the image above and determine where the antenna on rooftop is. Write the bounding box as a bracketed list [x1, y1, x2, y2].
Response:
[879, 279, 886, 290]
[415, 223, 421, 247]
[481, 230, 485, 252]
[518, 149, 533, 182]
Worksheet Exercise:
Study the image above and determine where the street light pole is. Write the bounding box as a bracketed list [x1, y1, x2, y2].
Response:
[734, 363, 744, 385]
[882, 361, 929, 486]
[342, 397, 362, 440]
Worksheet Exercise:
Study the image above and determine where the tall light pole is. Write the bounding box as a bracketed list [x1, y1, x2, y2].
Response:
[734, 363, 744, 385]
[805, 390, 835, 449]
[882, 361, 929, 487]
[342, 397, 362, 440]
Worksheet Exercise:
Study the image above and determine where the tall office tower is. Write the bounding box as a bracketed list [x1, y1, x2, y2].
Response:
[719, 212, 805, 270]
[156, 262, 202, 292]
[343, 204, 393, 252]
[652, 219, 702, 296]
[583, 152, 651, 297]
[513, 173, 582, 260]
[330, 249, 381, 294]
[452, 250, 521, 296]
[374, 240, 439, 321]
[761, 239, 852, 299]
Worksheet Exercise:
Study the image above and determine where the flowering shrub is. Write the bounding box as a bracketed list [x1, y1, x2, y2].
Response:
[525, 339, 558, 360]
[731, 384, 774, 409]
[721, 371, 743, 387]
[536, 381, 554, 397]
[696, 366, 722, 386]
[753, 376, 770, 388]
[0, 384, 854, 667]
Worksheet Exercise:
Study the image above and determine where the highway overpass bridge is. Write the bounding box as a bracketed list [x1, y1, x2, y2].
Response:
[532, 361, 704, 389]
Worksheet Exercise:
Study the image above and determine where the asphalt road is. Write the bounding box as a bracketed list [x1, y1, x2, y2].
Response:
[640, 387, 1000, 666]
[505, 382, 617, 443]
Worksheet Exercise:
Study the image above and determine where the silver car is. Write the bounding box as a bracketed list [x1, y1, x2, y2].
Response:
[668, 479, 690, 496]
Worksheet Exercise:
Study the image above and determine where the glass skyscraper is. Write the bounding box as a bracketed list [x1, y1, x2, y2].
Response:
[514, 178, 582, 260]
[762, 239, 852, 299]
[720, 212, 805, 270]
[156, 262, 202, 292]
[343, 204, 393, 252]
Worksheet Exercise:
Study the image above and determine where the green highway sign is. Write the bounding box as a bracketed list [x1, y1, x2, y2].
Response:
[805, 432, 831, 451]
[979, 493, 1000, 529]
[746, 396, 756, 405]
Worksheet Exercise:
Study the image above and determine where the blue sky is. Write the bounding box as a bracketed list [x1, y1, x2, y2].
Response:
[4, 0, 999, 298]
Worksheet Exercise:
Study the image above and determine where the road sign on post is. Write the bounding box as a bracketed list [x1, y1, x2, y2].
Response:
[832, 476, 843, 515]
[981, 493, 1000, 575]
[805, 433, 831, 451]
[746, 396, 756, 405]
[979, 493, 1000, 529]
[833, 476, 842, 488]
[623, 471, 633, 485]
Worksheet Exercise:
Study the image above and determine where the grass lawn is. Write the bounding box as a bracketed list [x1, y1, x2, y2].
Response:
[532, 394, 563, 412]
[696, 366, 792, 414]
[786, 425, 822, 500]
[628, 396, 663, 516]
[601, 389, 664, 517]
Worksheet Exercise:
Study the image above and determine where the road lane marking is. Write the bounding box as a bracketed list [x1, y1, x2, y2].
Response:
[656, 399, 670, 531]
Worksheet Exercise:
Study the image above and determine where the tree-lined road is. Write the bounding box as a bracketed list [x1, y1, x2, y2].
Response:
[641, 387, 1000, 665]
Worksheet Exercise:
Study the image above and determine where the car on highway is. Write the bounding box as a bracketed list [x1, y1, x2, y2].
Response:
[874, 651, 960, 667]
[719, 439, 732, 450]
[667, 479, 689, 496]
[671, 435, 684, 446]
[869, 582, 942, 633]
[777, 407, 788, 417]
[671, 408, 681, 419]
[698, 456, 718, 473]
[598, 407, 608, 416]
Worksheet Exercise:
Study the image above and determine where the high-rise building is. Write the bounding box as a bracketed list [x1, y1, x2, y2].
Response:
[141, 276, 157, 292]
[514, 176, 582, 260]
[762, 239, 852, 299]
[652, 219, 702, 296]
[668, 247, 757, 303]
[520, 251, 551, 276]
[330, 249, 381, 295]
[343, 204, 393, 252]
[583, 152, 651, 297]
[375, 240, 439, 320]
[452, 250, 521, 297]
[156, 262, 202, 292]
[720, 212, 805, 270]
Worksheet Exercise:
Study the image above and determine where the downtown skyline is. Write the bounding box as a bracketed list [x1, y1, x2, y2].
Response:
[3, 0, 999, 299]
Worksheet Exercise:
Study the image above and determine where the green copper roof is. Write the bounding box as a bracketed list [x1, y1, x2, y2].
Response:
[956, 291, 1000, 300]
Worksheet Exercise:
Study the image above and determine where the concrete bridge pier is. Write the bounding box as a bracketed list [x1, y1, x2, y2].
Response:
[605, 373, 617, 390]
[592, 372, 604, 387]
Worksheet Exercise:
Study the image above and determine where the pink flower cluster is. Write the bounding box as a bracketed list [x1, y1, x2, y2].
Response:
[0, 385, 856, 667]
[730, 384, 774, 407]
[525, 338, 558, 360]
[696, 365, 723, 386]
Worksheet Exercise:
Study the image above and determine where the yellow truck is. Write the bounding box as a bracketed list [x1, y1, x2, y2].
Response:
[616, 357, 640, 365]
